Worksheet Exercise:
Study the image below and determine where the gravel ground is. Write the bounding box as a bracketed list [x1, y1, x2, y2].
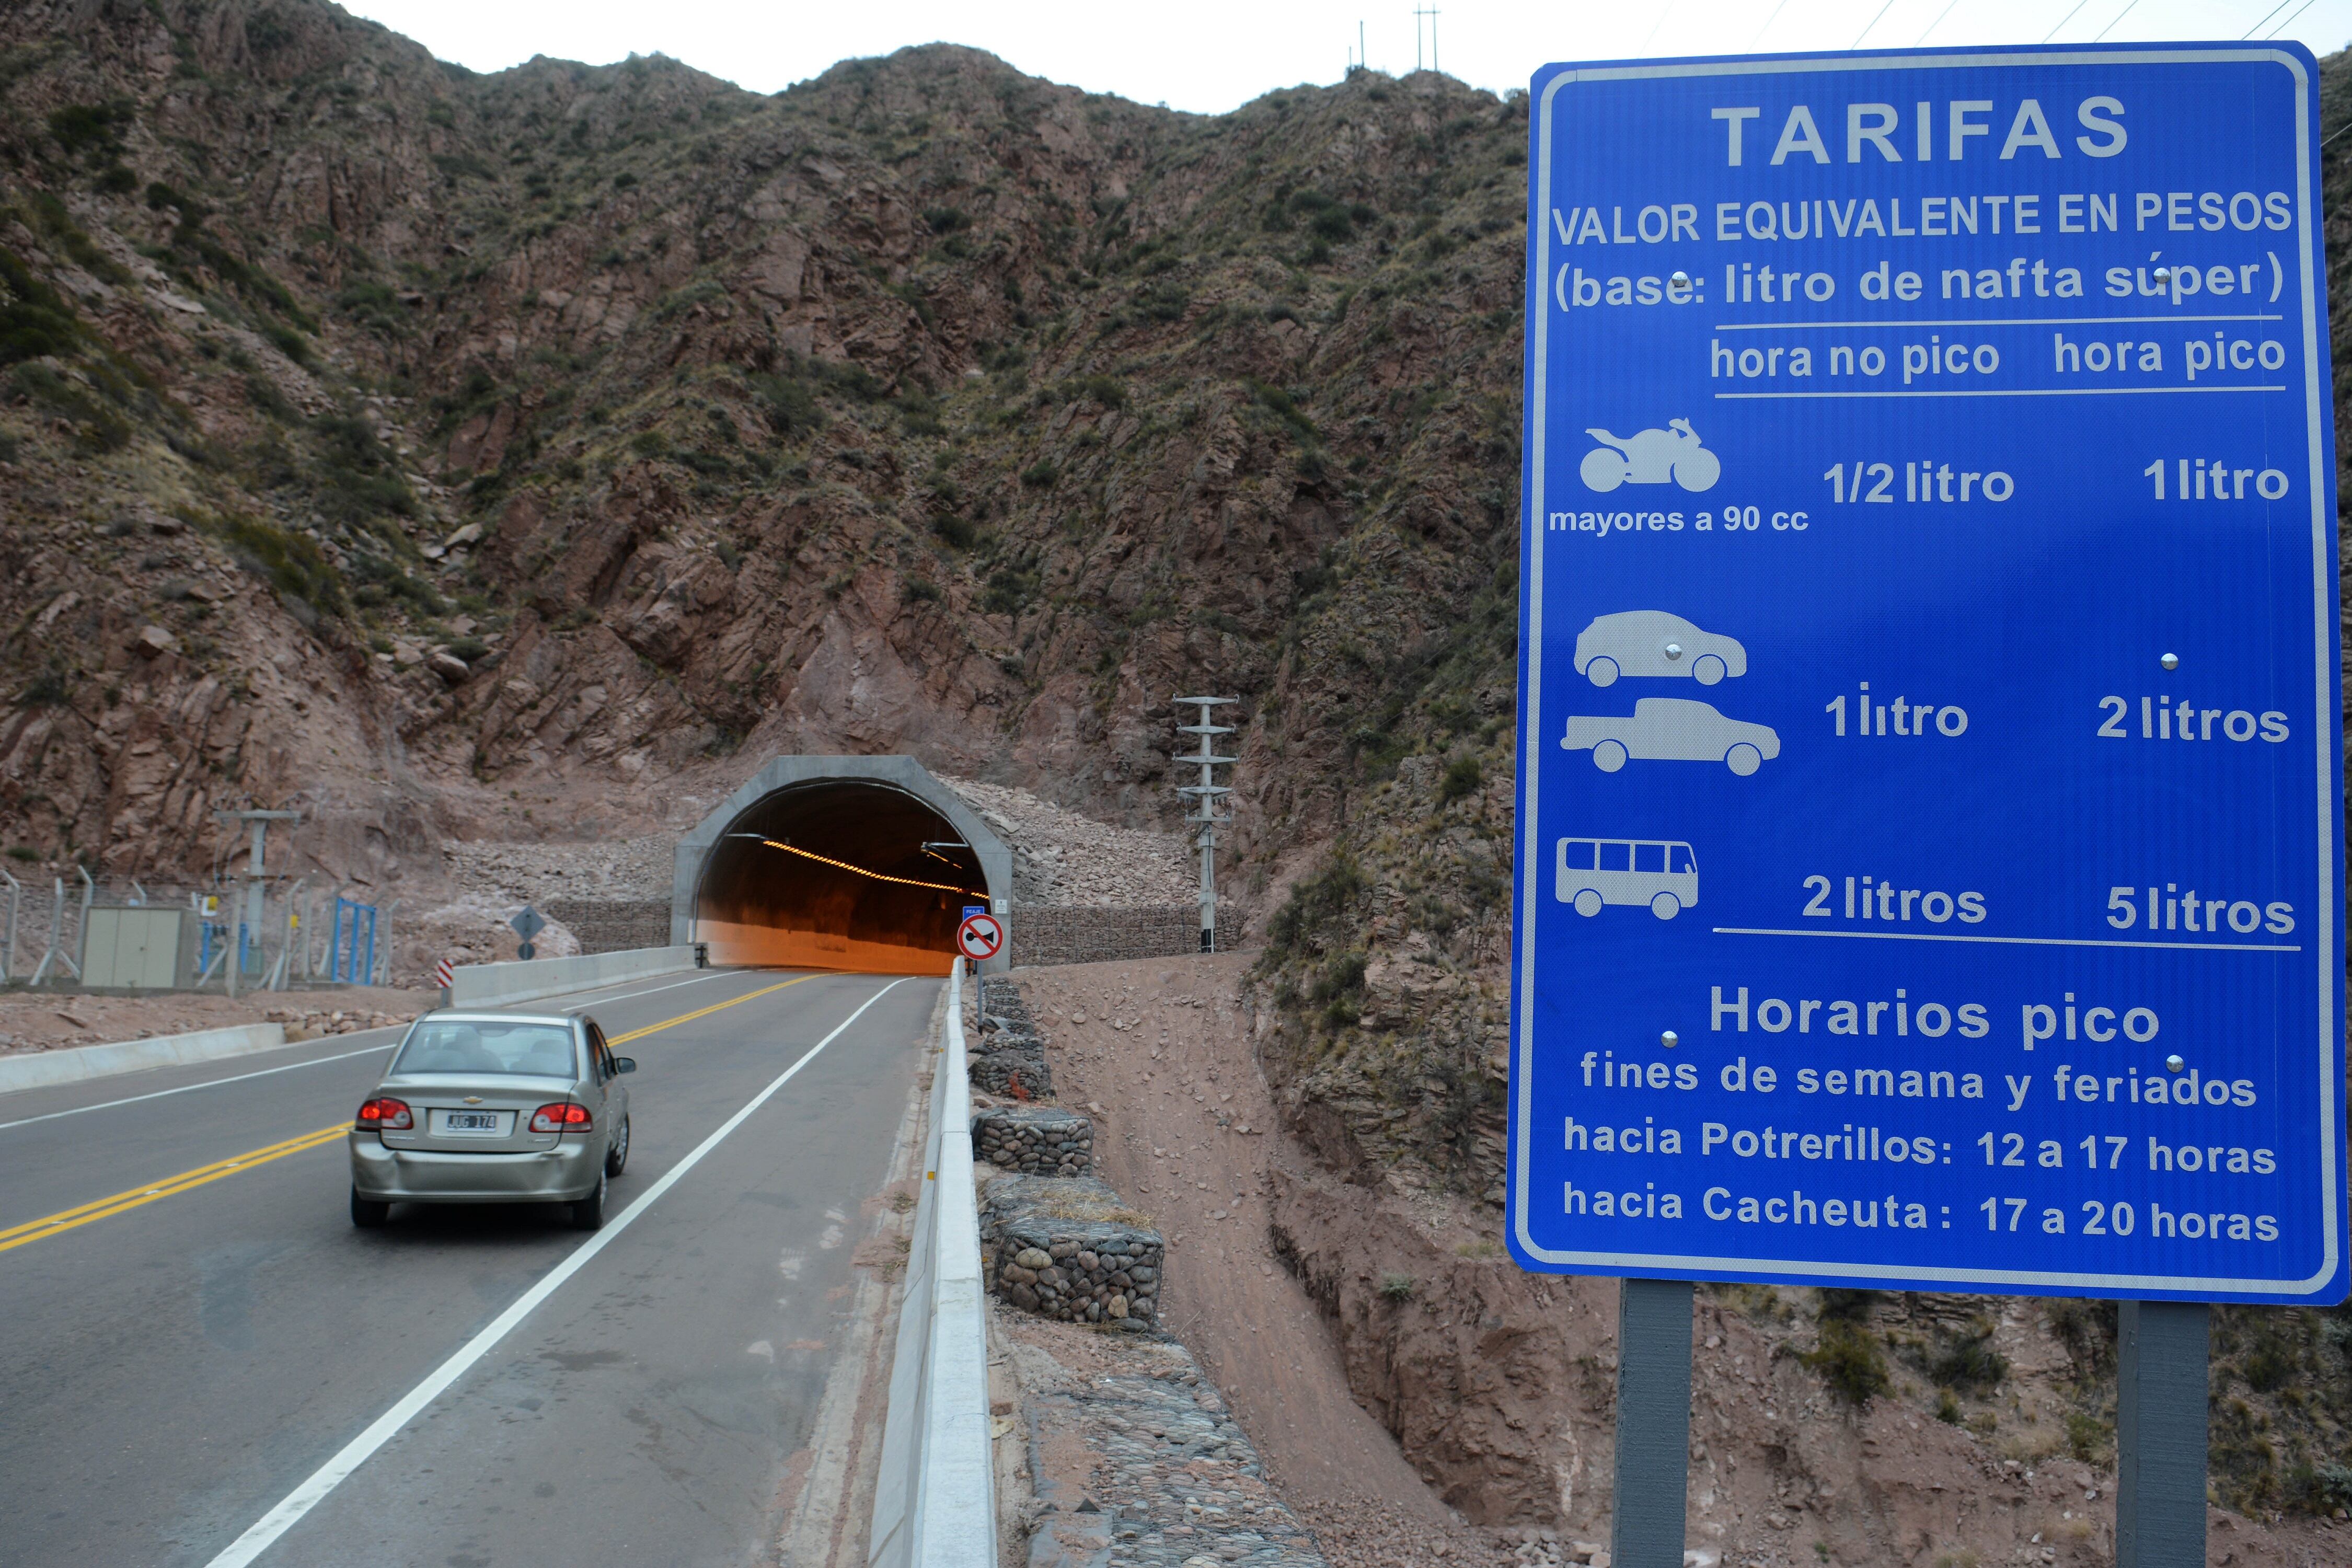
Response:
[996, 1312, 1329, 1567]
[988, 967, 1544, 1568]
[0, 985, 432, 1055]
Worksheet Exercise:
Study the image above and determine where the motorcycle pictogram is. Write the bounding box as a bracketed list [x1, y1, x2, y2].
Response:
[1579, 419, 1720, 493]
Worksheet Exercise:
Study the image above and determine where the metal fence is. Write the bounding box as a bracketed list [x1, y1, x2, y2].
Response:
[0, 872, 395, 990]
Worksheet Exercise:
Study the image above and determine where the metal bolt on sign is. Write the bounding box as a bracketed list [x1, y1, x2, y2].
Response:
[1508, 40, 2347, 1567]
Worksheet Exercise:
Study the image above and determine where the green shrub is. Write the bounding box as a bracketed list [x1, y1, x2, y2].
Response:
[1928, 1327, 2007, 1393]
[47, 100, 132, 160]
[1438, 754, 1483, 803]
[1020, 460, 1058, 488]
[983, 568, 1037, 614]
[1802, 1320, 1889, 1405]
[0, 247, 80, 364]
[11, 362, 127, 451]
[1378, 1273, 1416, 1302]
[1264, 852, 1365, 962]
[220, 514, 345, 617]
[262, 321, 314, 367]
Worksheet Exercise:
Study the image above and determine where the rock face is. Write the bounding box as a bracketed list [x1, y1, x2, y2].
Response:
[971, 1104, 1093, 1176]
[0, 2, 1534, 916]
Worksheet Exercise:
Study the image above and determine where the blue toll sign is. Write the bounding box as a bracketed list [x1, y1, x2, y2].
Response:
[1506, 43, 2346, 1304]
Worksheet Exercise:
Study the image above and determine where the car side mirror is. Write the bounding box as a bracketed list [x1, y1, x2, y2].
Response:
[613, 1057, 636, 1075]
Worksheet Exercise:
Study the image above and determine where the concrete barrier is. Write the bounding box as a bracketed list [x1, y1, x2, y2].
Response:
[868, 964, 996, 1568]
[0, 1022, 289, 1095]
[446, 947, 702, 1009]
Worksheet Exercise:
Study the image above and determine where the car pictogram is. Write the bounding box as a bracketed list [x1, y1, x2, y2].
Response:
[1572, 610, 1747, 688]
[1561, 697, 1781, 776]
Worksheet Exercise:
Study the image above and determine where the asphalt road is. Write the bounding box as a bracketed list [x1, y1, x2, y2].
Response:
[0, 966, 939, 1567]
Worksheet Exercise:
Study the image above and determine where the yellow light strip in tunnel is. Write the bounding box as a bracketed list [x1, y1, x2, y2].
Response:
[746, 838, 986, 898]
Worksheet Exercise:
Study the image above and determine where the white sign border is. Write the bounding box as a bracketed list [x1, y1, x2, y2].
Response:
[1510, 43, 2345, 1299]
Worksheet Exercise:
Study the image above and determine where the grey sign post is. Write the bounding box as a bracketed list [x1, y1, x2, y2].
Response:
[2117, 1302, 2210, 1568]
[511, 904, 545, 961]
[1611, 1279, 1694, 1568]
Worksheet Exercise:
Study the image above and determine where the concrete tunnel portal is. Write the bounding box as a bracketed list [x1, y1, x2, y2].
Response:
[672, 756, 1013, 976]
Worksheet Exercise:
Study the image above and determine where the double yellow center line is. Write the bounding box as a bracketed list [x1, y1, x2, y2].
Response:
[606, 975, 812, 1045]
[0, 972, 821, 1258]
[0, 1123, 350, 1256]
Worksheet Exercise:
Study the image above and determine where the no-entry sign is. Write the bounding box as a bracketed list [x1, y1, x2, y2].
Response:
[1506, 43, 2346, 1304]
[956, 913, 1004, 962]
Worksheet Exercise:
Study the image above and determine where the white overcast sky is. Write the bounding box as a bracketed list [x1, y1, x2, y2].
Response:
[340, 0, 2352, 113]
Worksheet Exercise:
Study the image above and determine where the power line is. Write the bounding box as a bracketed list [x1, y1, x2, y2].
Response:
[1637, 0, 1676, 55]
[2041, 0, 2092, 42]
[2262, 0, 2317, 37]
[1914, 0, 1963, 45]
[2092, 0, 2140, 41]
[2242, 0, 2294, 37]
[1748, 0, 1793, 48]
[1850, 0, 1900, 48]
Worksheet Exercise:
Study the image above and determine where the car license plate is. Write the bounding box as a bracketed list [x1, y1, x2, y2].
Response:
[439, 1111, 503, 1135]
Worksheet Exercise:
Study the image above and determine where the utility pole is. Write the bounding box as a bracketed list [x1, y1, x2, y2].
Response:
[215, 810, 299, 998]
[1174, 697, 1238, 953]
[1413, 4, 1439, 71]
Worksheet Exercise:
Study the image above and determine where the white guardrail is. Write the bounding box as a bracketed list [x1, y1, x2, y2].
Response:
[869, 963, 996, 1567]
[446, 946, 703, 1009]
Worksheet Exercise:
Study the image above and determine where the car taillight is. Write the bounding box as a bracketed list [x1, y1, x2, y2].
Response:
[356, 1097, 413, 1131]
[531, 1103, 592, 1133]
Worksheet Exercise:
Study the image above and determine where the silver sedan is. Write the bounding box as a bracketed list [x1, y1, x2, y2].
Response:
[349, 1011, 635, 1230]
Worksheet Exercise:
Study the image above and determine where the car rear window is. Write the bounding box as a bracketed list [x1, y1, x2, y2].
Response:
[393, 1021, 579, 1078]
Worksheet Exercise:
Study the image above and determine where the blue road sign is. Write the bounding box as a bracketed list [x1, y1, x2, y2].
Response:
[1507, 43, 2346, 1304]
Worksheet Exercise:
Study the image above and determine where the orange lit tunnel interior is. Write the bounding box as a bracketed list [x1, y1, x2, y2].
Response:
[694, 780, 986, 976]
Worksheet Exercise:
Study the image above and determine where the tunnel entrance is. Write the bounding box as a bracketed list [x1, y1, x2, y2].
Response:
[674, 757, 1012, 976]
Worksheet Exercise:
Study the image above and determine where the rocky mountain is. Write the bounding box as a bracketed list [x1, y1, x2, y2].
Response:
[0, 0, 1524, 903]
[2, 0, 2347, 1544]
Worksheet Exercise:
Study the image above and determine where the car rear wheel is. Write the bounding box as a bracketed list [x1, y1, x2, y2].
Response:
[351, 1187, 390, 1229]
[1586, 656, 1619, 688]
[1725, 742, 1762, 776]
[1573, 888, 1603, 917]
[605, 1114, 630, 1177]
[1650, 892, 1681, 920]
[1593, 739, 1628, 772]
[1692, 653, 1726, 686]
[572, 1168, 608, 1231]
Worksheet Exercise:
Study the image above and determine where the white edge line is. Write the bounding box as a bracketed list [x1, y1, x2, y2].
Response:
[0, 1039, 401, 1134]
[201, 975, 913, 1568]
[0, 973, 755, 1135]
[1711, 926, 2299, 953]
[551, 967, 744, 1010]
